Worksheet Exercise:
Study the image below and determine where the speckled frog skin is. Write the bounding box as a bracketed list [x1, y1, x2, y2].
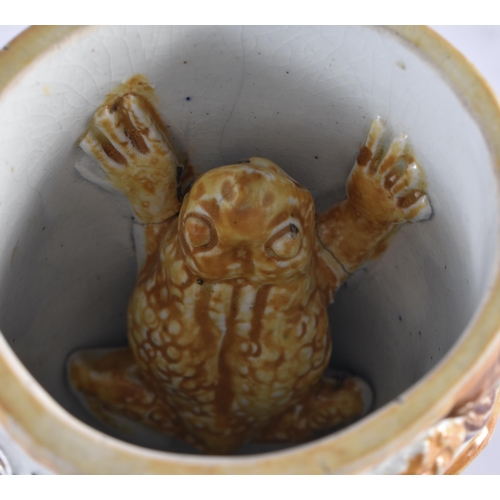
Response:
[69, 76, 432, 454]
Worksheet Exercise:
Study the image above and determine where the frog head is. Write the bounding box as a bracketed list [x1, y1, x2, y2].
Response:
[178, 157, 316, 283]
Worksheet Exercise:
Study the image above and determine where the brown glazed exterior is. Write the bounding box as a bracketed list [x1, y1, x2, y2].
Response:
[0, 26, 499, 473]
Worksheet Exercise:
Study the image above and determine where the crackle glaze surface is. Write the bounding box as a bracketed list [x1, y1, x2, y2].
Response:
[68, 76, 431, 454]
[0, 26, 500, 474]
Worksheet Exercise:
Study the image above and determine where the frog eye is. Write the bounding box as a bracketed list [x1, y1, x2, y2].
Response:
[184, 215, 215, 248]
[268, 223, 301, 259]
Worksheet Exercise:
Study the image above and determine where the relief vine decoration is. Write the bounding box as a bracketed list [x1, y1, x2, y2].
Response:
[68, 75, 432, 454]
[369, 384, 499, 475]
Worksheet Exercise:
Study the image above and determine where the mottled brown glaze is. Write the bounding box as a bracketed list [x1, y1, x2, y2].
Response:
[78, 75, 193, 224]
[68, 76, 432, 454]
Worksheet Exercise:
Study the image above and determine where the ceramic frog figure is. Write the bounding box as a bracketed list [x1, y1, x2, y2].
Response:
[68, 76, 432, 454]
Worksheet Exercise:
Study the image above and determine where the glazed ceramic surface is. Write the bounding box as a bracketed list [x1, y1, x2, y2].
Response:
[67, 75, 431, 454]
[0, 26, 499, 474]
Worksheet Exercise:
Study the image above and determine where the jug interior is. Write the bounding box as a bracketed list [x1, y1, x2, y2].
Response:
[0, 26, 497, 454]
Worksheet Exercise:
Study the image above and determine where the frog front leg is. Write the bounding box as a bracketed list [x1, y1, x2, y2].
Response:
[317, 118, 432, 284]
[79, 89, 183, 224]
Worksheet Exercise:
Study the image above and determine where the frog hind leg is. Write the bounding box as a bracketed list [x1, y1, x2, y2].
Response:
[256, 375, 373, 443]
[67, 347, 188, 442]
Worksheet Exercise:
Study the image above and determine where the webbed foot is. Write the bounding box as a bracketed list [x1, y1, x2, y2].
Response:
[78, 82, 183, 223]
[347, 118, 432, 224]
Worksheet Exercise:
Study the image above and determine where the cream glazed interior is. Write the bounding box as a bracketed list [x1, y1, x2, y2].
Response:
[0, 26, 497, 460]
